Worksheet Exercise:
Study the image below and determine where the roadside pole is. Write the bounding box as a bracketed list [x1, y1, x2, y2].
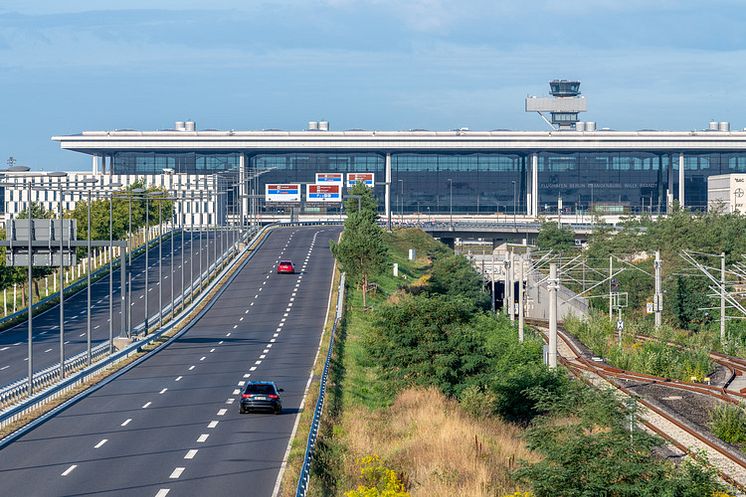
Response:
[518, 254, 525, 343]
[548, 263, 558, 369]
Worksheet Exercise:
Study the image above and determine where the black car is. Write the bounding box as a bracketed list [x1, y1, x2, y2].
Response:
[240, 381, 283, 414]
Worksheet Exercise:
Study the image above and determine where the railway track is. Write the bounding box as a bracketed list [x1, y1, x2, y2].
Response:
[526, 318, 746, 403]
[528, 319, 746, 491]
[634, 333, 746, 393]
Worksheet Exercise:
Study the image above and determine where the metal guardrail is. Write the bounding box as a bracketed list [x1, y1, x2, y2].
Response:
[295, 272, 346, 497]
[0, 229, 177, 333]
[0, 221, 341, 443]
[0, 225, 270, 434]
[0, 227, 258, 410]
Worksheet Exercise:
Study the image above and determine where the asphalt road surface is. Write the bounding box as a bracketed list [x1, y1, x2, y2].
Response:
[0, 225, 340, 497]
[0, 230, 231, 389]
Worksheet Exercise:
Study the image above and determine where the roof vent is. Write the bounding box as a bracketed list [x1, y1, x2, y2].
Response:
[307, 121, 319, 131]
[184, 120, 196, 132]
[175, 121, 186, 131]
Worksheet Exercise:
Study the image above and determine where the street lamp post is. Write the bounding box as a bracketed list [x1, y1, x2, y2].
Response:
[128, 188, 145, 335]
[48, 172, 68, 380]
[158, 196, 163, 329]
[512, 180, 517, 229]
[398, 179, 403, 223]
[170, 210, 175, 321]
[448, 179, 453, 229]
[144, 192, 150, 336]
[83, 178, 97, 365]
[26, 178, 33, 393]
[106, 182, 123, 353]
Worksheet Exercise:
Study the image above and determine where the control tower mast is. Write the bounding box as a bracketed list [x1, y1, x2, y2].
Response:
[525, 80, 587, 130]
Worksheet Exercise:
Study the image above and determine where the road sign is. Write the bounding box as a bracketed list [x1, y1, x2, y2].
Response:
[347, 172, 375, 188]
[646, 302, 654, 314]
[306, 184, 341, 203]
[616, 320, 624, 331]
[315, 172, 343, 185]
[265, 184, 301, 202]
[6, 219, 77, 267]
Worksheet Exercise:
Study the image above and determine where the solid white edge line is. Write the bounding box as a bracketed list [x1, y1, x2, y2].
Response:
[271, 229, 337, 497]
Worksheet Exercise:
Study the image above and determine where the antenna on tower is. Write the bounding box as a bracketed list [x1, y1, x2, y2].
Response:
[7, 156, 16, 168]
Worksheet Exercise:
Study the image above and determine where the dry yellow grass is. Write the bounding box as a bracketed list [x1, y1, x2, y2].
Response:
[340, 387, 538, 497]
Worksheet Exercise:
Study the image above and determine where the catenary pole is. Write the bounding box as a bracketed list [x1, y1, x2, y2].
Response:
[548, 263, 558, 369]
[654, 250, 662, 328]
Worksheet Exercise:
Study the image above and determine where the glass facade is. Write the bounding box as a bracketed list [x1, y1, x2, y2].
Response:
[682, 153, 746, 210]
[112, 151, 239, 174]
[251, 152, 386, 208]
[537, 152, 669, 215]
[391, 153, 526, 215]
[108, 150, 746, 215]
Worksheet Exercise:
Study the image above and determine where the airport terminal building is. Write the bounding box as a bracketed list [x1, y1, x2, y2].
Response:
[9, 82, 746, 226]
[46, 122, 746, 220]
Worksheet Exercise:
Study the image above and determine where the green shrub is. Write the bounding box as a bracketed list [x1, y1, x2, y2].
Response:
[428, 253, 491, 311]
[515, 383, 726, 497]
[458, 384, 497, 419]
[710, 403, 746, 445]
[566, 313, 713, 382]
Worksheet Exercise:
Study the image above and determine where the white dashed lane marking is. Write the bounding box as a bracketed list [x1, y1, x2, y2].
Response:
[61, 465, 77, 476]
[94, 439, 108, 449]
[121, 418, 132, 427]
[169, 468, 185, 479]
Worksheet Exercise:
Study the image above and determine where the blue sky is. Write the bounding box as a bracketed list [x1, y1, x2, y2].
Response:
[1, 1, 745, 170]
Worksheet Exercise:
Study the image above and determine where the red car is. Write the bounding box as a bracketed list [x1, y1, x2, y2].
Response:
[277, 260, 295, 274]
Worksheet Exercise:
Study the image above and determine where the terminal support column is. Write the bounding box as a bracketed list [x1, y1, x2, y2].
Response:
[678, 152, 685, 208]
[385, 152, 392, 230]
[239, 154, 247, 227]
[531, 153, 538, 217]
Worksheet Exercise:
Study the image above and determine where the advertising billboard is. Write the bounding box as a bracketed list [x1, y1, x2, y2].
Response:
[315, 172, 344, 185]
[347, 172, 375, 188]
[265, 184, 301, 202]
[306, 184, 342, 203]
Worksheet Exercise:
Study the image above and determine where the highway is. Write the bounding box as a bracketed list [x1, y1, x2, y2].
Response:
[0, 225, 340, 497]
[0, 231, 231, 389]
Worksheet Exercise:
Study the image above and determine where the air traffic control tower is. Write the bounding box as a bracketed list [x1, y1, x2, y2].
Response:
[525, 80, 587, 130]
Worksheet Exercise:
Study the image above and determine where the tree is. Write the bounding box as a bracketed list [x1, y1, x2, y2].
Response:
[331, 210, 388, 307]
[537, 222, 576, 254]
[428, 253, 490, 311]
[344, 182, 378, 220]
[365, 294, 479, 395]
[16, 202, 54, 220]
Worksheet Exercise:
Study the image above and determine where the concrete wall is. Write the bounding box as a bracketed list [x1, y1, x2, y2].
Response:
[525, 269, 588, 322]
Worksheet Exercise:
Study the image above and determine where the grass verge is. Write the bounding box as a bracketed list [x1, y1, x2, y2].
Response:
[305, 228, 535, 497]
